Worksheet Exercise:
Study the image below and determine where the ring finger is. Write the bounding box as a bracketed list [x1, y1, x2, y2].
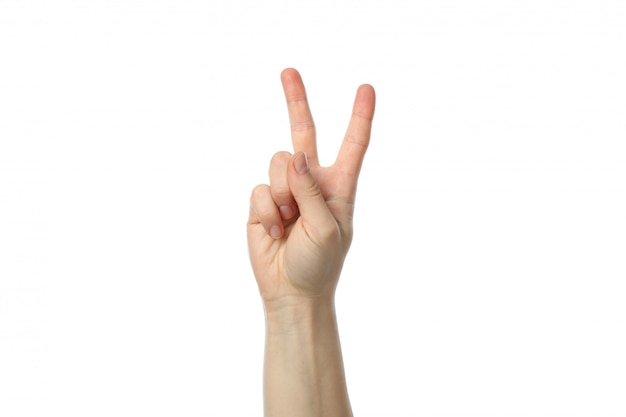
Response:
[269, 151, 297, 221]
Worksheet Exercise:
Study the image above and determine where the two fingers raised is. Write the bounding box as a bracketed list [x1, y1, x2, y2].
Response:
[281, 68, 375, 200]
[250, 68, 375, 240]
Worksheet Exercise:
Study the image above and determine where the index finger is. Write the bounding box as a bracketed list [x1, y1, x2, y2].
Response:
[280, 68, 319, 166]
[334, 83, 376, 178]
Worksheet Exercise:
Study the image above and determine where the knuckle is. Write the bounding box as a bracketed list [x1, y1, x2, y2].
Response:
[352, 109, 374, 121]
[343, 133, 367, 148]
[291, 119, 315, 132]
[268, 151, 292, 181]
[250, 185, 279, 223]
[251, 184, 269, 201]
[271, 184, 291, 200]
[270, 151, 292, 166]
[257, 208, 276, 223]
[301, 180, 323, 199]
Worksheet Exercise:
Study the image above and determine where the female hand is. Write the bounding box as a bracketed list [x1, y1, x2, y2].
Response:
[247, 68, 375, 309]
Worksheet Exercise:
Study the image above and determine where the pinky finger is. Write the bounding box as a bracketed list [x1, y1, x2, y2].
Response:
[249, 184, 284, 239]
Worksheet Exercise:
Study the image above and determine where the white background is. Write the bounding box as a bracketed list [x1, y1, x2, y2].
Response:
[1, 0, 625, 416]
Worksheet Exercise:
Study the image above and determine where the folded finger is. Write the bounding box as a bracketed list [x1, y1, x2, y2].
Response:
[249, 184, 284, 239]
[269, 151, 297, 220]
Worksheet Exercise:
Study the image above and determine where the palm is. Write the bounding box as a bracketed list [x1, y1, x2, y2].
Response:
[247, 69, 375, 303]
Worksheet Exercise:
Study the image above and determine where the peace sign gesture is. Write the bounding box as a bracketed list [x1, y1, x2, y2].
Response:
[247, 68, 375, 308]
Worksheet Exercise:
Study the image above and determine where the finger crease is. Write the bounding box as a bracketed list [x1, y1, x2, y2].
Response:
[344, 134, 367, 147]
[291, 121, 316, 132]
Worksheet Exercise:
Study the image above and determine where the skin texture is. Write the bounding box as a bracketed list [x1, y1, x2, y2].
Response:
[247, 68, 375, 417]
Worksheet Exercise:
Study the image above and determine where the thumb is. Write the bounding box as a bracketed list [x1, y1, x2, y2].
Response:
[288, 152, 337, 235]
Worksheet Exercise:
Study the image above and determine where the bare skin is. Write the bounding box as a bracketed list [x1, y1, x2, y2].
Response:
[247, 68, 375, 417]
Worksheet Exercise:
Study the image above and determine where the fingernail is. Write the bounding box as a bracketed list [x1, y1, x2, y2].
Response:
[294, 152, 309, 175]
[269, 225, 282, 239]
[279, 205, 294, 220]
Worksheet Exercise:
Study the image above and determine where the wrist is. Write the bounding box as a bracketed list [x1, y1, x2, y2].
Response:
[263, 295, 337, 336]
[262, 294, 352, 417]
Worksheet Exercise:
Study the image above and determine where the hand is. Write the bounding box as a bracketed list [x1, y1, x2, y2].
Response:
[247, 68, 375, 309]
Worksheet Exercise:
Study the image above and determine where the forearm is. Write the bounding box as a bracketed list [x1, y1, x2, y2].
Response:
[263, 297, 353, 417]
